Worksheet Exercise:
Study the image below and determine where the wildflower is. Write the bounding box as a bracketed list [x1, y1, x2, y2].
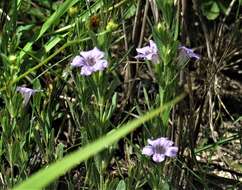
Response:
[17, 87, 41, 106]
[135, 40, 159, 64]
[71, 47, 108, 76]
[142, 137, 178, 163]
[179, 46, 200, 60]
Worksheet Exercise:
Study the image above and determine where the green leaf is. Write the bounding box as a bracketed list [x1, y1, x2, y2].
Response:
[202, 1, 220, 20]
[44, 34, 67, 53]
[36, 0, 79, 40]
[161, 182, 170, 190]
[116, 180, 126, 190]
[124, 4, 136, 19]
[13, 94, 185, 190]
[19, 0, 79, 60]
[208, 2, 220, 20]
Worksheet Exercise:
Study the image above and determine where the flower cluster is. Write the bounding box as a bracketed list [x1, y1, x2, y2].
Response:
[17, 42, 200, 107]
[142, 137, 178, 163]
[135, 40, 200, 63]
[71, 47, 108, 76]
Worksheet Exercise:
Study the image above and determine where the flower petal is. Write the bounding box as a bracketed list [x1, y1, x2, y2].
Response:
[179, 46, 200, 60]
[146, 53, 157, 61]
[80, 50, 92, 60]
[92, 47, 104, 60]
[17, 87, 33, 94]
[93, 60, 108, 71]
[135, 54, 146, 59]
[136, 46, 150, 55]
[80, 65, 94, 76]
[71, 56, 85, 67]
[147, 138, 159, 146]
[149, 40, 157, 52]
[17, 87, 40, 106]
[80, 47, 104, 61]
[23, 92, 32, 106]
[165, 146, 178, 157]
[142, 145, 154, 156]
[160, 138, 174, 147]
[189, 52, 200, 60]
[152, 153, 165, 163]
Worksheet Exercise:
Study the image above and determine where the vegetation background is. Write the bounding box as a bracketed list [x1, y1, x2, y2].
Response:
[0, 0, 241, 189]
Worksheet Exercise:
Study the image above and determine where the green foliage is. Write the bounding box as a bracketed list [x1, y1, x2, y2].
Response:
[151, 1, 180, 128]
[13, 95, 185, 190]
[201, 0, 228, 20]
[0, 0, 241, 189]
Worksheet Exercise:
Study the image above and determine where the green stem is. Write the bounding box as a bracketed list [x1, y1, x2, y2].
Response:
[195, 134, 239, 154]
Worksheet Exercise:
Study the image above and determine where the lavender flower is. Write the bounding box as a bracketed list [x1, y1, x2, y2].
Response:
[179, 46, 200, 60]
[135, 40, 159, 64]
[71, 47, 108, 76]
[142, 137, 178, 163]
[17, 87, 41, 106]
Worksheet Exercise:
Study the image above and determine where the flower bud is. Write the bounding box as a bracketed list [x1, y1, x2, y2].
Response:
[106, 20, 118, 31]
[68, 6, 78, 17]
[9, 55, 16, 63]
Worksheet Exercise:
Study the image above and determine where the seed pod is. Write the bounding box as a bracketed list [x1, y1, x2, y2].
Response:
[89, 15, 100, 30]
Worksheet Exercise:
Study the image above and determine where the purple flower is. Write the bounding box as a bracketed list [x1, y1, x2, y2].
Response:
[71, 47, 108, 76]
[142, 137, 178, 163]
[179, 46, 200, 60]
[17, 87, 41, 106]
[135, 40, 159, 64]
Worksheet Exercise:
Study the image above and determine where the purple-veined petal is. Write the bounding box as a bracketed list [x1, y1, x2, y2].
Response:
[92, 47, 105, 60]
[157, 138, 170, 147]
[93, 60, 108, 71]
[179, 46, 200, 60]
[80, 50, 93, 60]
[160, 138, 174, 147]
[145, 53, 158, 62]
[17, 87, 34, 93]
[80, 65, 94, 76]
[165, 146, 178, 157]
[152, 153, 165, 163]
[80, 47, 104, 61]
[148, 137, 167, 146]
[142, 145, 154, 156]
[149, 40, 157, 52]
[71, 56, 85, 67]
[136, 46, 151, 55]
[145, 53, 154, 60]
[189, 52, 200, 59]
[147, 138, 160, 146]
[135, 54, 146, 59]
